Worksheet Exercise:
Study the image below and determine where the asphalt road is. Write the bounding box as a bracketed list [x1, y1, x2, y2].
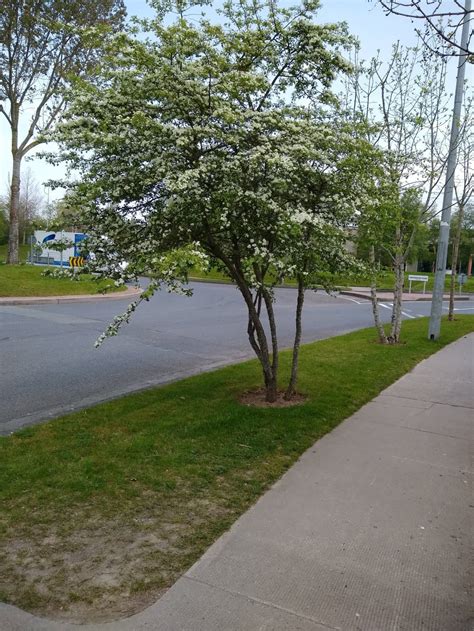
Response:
[1, 282, 472, 434]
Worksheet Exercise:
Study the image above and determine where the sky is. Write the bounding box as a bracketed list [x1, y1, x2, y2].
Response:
[0, 0, 467, 203]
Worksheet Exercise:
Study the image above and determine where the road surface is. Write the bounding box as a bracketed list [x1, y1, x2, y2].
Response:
[1, 282, 472, 433]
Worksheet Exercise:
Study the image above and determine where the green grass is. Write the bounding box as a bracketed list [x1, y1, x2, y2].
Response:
[331, 269, 474, 293]
[189, 265, 474, 293]
[0, 243, 29, 263]
[0, 244, 125, 297]
[1, 316, 473, 621]
[0, 264, 125, 297]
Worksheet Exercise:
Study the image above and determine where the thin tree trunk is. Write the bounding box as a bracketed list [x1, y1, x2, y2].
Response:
[448, 204, 464, 321]
[369, 245, 387, 343]
[285, 276, 305, 400]
[389, 252, 404, 343]
[7, 152, 22, 265]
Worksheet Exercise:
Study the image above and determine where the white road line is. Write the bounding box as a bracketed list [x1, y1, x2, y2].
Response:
[453, 306, 474, 311]
[379, 302, 417, 319]
[338, 296, 366, 305]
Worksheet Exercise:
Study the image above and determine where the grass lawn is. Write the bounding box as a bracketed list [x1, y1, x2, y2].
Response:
[0, 243, 30, 263]
[331, 269, 474, 293]
[189, 266, 474, 293]
[1, 316, 473, 623]
[0, 264, 125, 297]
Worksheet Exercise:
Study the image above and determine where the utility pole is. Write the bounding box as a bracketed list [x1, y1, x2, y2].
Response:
[428, 0, 472, 340]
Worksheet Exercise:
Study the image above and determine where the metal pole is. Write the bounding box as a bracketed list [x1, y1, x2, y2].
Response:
[428, 0, 471, 340]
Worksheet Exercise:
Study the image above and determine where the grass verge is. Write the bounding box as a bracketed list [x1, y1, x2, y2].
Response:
[1, 316, 473, 622]
[0, 243, 30, 263]
[0, 264, 125, 297]
[189, 266, 474, 293]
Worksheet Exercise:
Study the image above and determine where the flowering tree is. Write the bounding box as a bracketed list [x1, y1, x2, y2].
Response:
[50, 0, 378, 402]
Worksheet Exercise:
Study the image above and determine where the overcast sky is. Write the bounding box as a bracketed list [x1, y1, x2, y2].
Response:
[0, 0, 464, 202]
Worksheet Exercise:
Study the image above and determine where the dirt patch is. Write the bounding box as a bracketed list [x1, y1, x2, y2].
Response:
[0, 497, 233, 623]
[239, 389, 307, 408]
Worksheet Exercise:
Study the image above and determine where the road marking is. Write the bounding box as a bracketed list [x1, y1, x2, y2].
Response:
[338, 296, 367, 305]
[379, 302, 417, 319]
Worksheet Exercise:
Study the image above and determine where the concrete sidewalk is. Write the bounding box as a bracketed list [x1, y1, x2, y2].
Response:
[342, 287, 471, 302]
[1, 334, 473, 630]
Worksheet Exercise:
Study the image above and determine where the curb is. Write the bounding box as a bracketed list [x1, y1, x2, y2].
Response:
[0, 286, 141, 306]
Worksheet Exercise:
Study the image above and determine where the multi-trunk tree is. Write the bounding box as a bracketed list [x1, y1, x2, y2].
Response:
[0, 0, 126, 264]
[49, 0, 379, 402]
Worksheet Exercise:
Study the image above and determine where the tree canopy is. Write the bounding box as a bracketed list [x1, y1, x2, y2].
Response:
[49, 0, 380, 401]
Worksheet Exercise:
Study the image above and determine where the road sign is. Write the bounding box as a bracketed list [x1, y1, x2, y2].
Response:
[69, 256, 85, 267]
[408, 275, 429, 282]
[458, 273, 467, 285]
[408, 275, 429, 294]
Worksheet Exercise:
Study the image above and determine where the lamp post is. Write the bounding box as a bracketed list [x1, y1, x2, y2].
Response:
[428, 0, 472, 340]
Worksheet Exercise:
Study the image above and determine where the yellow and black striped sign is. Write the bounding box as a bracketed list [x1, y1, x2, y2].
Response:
[69, 256, 85, 267]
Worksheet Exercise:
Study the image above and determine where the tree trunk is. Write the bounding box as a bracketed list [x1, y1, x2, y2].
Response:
[285, 276, 305, 400]
[448, 204, 464, 321]
[389, 253, 404, 343]
[207, 244, 279, 403]
[7, 152, 22, 265]
[244, 289, 277, 401]
[261, 288, 278, 402]
[232, 274, 277, 402]
[369, 245, 387, 344]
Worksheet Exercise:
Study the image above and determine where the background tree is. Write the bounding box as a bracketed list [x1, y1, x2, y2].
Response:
[0, 0, 126, 264]
[344, 42, 452, 343]
[0, 198, 8, 246]
[36, 194, 86, 231]
[416, 217, 440, 271]
[1, 168, 45, 248]
[18, 168, 44, 244]
[50, 0, 377, 402]
[372, 0, 474, 57]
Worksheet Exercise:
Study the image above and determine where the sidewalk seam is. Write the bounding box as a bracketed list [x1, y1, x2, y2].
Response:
[360, 417, 466, 441]
[389, 454, 473, 475]
[183, 576, 342, 630]
[379, 394, 474, 410]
